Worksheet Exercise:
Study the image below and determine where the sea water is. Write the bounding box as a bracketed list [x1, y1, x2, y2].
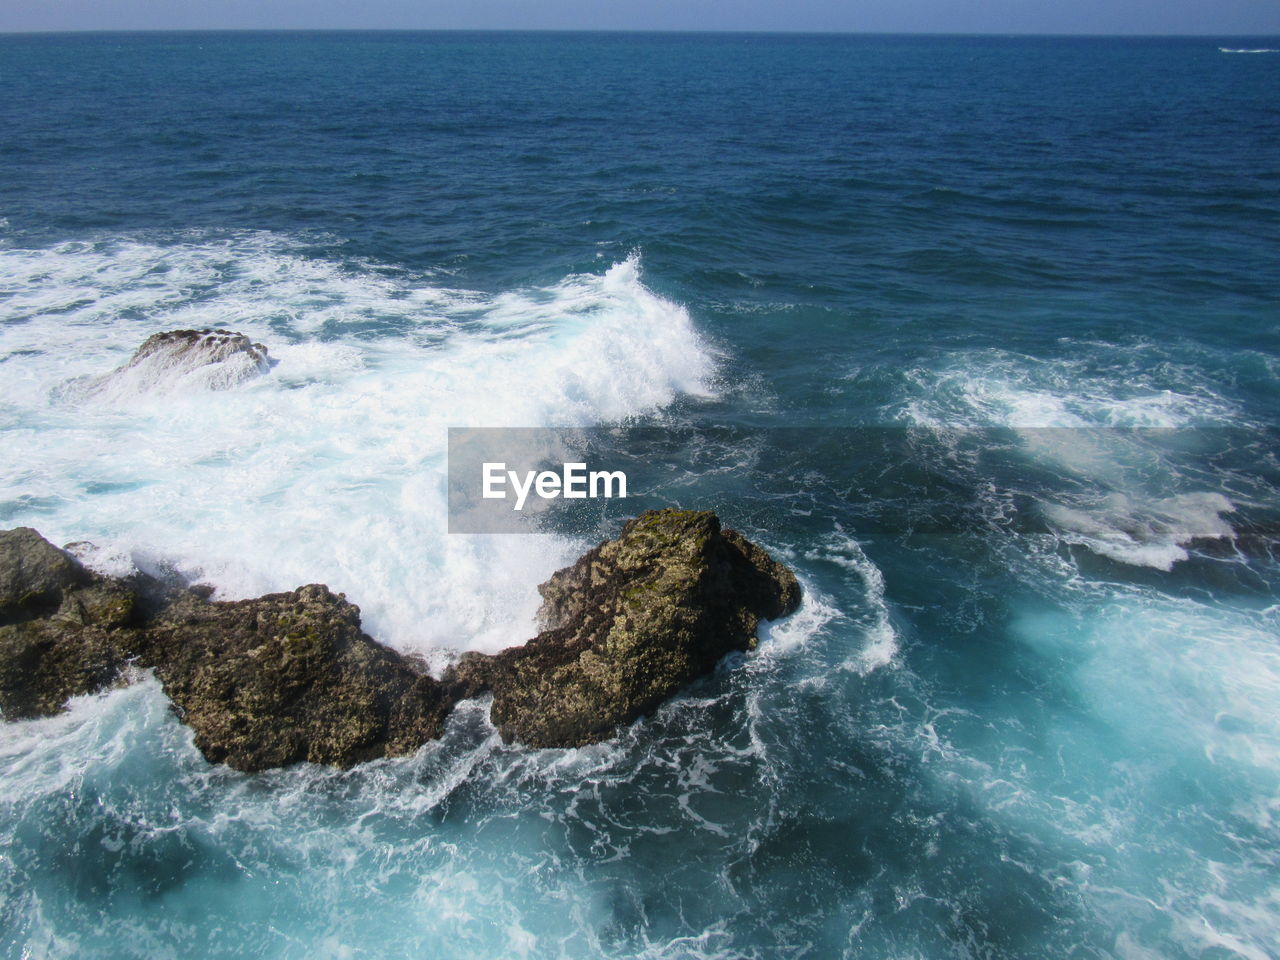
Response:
[1, 32, 1278, 959]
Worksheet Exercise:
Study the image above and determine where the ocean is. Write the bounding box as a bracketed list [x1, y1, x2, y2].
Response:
[1, 30, 1278, 959]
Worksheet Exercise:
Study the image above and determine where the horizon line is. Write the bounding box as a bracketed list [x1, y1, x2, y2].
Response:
[1, 27, 1278, 39]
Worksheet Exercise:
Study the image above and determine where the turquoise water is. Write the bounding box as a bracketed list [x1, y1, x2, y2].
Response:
[1, 31, 1279, 959]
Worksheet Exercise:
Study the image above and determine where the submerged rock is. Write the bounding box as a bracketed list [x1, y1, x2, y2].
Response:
[0, 511, 800, 771]
[0, 526, 92, 622]
[68, 328, 271, 399]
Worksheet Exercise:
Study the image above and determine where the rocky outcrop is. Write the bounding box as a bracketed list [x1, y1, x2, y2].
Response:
[0, 526, 93, 622]
[0, 511, 800, 771]
[135, 585, 455, 770]
[129, 329, 270, 372]
[0, 528, 449, 770]
[0, 528, 140, 719]
[450, 510, 801, 747]
[67, 328, 272, 399]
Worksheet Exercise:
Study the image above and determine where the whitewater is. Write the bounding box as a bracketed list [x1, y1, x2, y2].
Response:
[0, 237, 716, 659]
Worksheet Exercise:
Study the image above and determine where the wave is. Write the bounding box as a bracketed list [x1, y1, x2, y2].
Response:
[896, 344, 1244, 431]
[875, 340, 1280, 958]
[999, 594, 1280, 960]
[0, 234, 715, 658]
[796, 531, 898, 673]
[1219, 47, 1279, 54]
[1042, 491, 1235, 570]
[894, 344, 1258, 570]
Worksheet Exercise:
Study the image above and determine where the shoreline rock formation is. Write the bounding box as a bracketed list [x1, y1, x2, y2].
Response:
[0, 510, 800, 772]
[451, 510, 800, 747]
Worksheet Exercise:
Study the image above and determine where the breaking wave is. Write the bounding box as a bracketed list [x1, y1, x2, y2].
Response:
[0, 235, 714, 657]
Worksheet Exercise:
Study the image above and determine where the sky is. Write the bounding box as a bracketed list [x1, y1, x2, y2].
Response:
[0, 0, 1278, 35]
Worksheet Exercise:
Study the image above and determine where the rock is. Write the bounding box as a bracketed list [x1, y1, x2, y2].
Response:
[68, 328, 272, 399]
[0, 529, 139, 717]
[128, 329, 270, 375]
[0, 550, 448, 770]
[0, 619, 134, 720]
[451, 509, 801, 747]
[136, 585, 453, 771]
[0, 527, 92, 623]
[0, 511, 800, 770]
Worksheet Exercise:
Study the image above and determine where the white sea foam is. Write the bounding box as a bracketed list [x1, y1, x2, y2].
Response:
[899, 346, 1240, 431]
[1219, 47, 1278, 54]
[0, 235, 715, 657]
[1076, 597, 1280, 771]
[755, 581, 840, 658]
[953, 594, 1280, 960]
[1043, 491, 1235, 570]
[899, 346, 1243, 569]
[782, 530, 898, 674]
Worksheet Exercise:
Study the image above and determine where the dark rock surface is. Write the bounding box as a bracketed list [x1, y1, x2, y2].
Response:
[68, 328, 272, 399]
[0, 527, 139, 718]
[0, 510, 800, 771]
[0, 526, 92, 623]
[451, 510, 801, 747]
[138, 585, 454, 770]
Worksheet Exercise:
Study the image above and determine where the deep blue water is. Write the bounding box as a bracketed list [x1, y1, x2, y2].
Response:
[1, 31, 1279, 960]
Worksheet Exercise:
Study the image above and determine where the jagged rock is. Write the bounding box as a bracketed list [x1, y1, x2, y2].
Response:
[0, 560, 448, 770]
[451, 509, 801, 747]
[0, 511, 800, 770]
[0, 619, 133, 720]
[68, 328, 271, 399]
[0, 527, 92, 622]
[0, 528, 139, 717]
[137, 585, 453, 770]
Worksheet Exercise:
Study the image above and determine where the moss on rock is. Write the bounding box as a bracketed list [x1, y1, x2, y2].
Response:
[0, 527, 93, 624]
[451, 509, 801, 747]
[132, 584, 454, 771]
